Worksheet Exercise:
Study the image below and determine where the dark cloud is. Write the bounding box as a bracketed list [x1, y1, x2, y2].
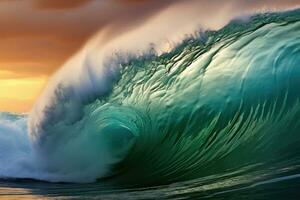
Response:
[34, 0, 93, 10]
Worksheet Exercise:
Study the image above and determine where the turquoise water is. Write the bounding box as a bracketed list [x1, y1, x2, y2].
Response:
[1, 9, 300, 199]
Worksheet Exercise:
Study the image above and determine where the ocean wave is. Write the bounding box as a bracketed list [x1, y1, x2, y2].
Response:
[0, 9, 300, 185]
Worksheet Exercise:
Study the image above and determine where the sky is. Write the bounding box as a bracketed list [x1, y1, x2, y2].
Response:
[0, 0, 299, 112]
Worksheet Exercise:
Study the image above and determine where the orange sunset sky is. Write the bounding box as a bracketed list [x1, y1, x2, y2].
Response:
[0, 0, 175, 112]
[0, 0, 299, 113]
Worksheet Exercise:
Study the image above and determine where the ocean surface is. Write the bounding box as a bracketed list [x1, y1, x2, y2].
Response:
[1, 9, 300, 199]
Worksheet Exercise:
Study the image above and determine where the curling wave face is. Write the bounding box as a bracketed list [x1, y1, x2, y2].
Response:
[1, 9, 300, 190]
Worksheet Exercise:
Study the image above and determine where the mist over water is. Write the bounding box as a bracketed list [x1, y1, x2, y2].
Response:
[0, 7, 300, 199]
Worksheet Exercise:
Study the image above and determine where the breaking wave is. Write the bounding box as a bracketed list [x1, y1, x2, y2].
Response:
[1, 9, 300, 189]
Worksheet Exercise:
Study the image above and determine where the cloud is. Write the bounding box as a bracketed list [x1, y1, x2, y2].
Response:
[33, 0, 93, 10]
